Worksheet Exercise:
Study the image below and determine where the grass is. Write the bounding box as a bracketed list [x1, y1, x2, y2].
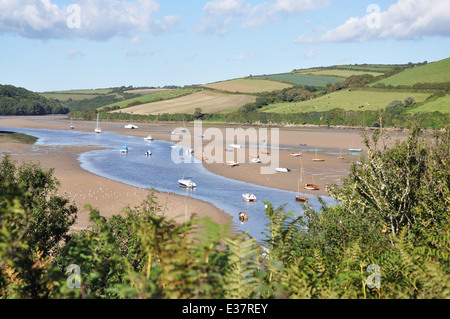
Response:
[254, 73, 342, 87]
[202, 78, 293, 93]
[114, 90, 256, 115]
[295, 69, 382, 78]
[263, 89, 431, 113]
[0, 131, 37, 144]
[40, 88, 115, 102]
[371, 58, 450, 87]
[408, 94, 450, 114]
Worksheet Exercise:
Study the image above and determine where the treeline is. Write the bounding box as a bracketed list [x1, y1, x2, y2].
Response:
[71, 104, 448, 130]
[0, 85, 69, 115]
[1, 127, 448, 299]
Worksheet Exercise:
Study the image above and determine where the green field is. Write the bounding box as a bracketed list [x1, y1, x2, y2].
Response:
[255, 73, 342, 87]
[408, 94, 450, 114]
[40, 88, 115, 102]
[371, 58, 450, 87]
[202, 78, 293, 93]
[294, 69, 382, 78]
[263, 90, 432, 113]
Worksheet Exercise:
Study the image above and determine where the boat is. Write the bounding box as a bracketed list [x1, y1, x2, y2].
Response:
[296, 160, 308, 202]
[242, 193, 257, 202]
[120, 146, 128, 154]
[275, 167, 291, 173]
[145, 150, 152, 156]
[70, 118, 74, 129]
[227, 161, 239, 167]
[239, 212, 248, 223]
[312, 149, 325, 162]
[185, 148, 194, 155]
[230, 144, 241, 149]
[290, 152, 302, 157]
[300, 157, 319, 190]
[299, 143, 308, 146]
[94, 113, 101, 133]
[124, 124, 138, 129]
[337, 148, 347, 160]
[180, 119, 187, 133]
[144, 135, 154, 141]
[251, 157, 262, 163]
[178, 178, 196, 188]
[349, 148, 362, 152]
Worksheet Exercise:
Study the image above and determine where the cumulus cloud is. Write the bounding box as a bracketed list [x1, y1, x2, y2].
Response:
[295, 0, 450, 43]
[0, 0, 181, 40]
[197, 0, 335, 34]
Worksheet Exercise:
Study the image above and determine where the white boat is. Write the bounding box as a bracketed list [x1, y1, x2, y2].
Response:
[290, 152, 302, 157]
[144, 135, 154, 141]
[230, 144, 241, 149]
[124, 124, 138, 129]
[178, 178, 196, 188]
[145, 150, 152, 156]
[227, 161, 239, 166]
[185, 148, 194, 155]
[276, 167, 291, 173]
[251, 158, 262, 163]
[242, 193, 257, 202]
[94, 113, 101, 133]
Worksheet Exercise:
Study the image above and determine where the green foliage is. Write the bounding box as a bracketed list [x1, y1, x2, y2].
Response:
[0, 85, 69, 115]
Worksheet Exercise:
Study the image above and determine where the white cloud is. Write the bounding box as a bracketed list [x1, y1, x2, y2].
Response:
[197, 0, 335, 34]
[295, 0, 450, 43]
[302, 46, 321, 59]
[67, 48, 85, 60]
[0, 0, 181, 40]
[236, 51, 255, 61]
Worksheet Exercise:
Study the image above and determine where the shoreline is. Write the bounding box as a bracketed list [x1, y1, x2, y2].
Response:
[0, 115, 408, 230]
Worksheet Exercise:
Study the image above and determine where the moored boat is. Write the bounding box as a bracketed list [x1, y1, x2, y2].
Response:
[242, 193, 257, 202]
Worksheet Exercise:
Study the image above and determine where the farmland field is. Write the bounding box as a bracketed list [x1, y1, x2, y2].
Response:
[255, 73, 342, 87]
[202, 78, 293, 93]
[295, 69, 382, 78]
[40, 88, 115, 101]
[113, 90, 255, 115]
[263, 90, 431, 113]
[101, 88, 201, 110]
[371, 58, 450, 87]
[408, 94, 450, 114]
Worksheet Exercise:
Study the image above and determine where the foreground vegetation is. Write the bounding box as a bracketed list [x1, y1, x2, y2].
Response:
[1, 126, 448, 299]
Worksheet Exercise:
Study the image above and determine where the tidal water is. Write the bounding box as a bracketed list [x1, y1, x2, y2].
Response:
[0, 126, 335, 241]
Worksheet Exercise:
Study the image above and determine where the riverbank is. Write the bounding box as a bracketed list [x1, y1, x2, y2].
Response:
[0, 115, 407, 229]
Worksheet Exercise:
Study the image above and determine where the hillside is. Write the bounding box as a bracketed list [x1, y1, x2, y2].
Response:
[371, 58, 450, 87]
[0, 84, 68, 115]
[113, 89, 256, 115]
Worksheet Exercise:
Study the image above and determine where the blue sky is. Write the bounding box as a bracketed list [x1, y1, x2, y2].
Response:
[0, 0, 449, 92]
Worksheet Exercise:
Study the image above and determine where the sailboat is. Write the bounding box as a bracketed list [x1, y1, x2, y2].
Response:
[312, 149, 325, 162]
[337, 148, 347, 160]
[349, 139, 362, 152]
[300, 157, 319, 190]
[180, 119, 187, 133]
[94, 113, 101, 134]
[70, 118, 74, 129]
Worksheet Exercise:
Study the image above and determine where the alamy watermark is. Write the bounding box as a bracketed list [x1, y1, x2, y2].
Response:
[366, 264, 381, 289]
[367, 4, 381, 29]
[66, 264, 81, 289]
[67, 4, 82, 29]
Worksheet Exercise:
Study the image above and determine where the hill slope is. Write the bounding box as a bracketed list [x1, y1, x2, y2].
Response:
[372, 58, 450, 87]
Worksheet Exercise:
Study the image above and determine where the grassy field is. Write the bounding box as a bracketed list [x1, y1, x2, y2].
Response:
[100, 88, 200, 110]
[202, 78, 293, 93]
[294, 69, 382, 78]
[263, 89, 432, 113]
[371, 58, 450, 87]
[114, 90, 255, 115]
[408, 94, 450, 114]
[254, 73, 342, 87]
[40, 88, 114, 101]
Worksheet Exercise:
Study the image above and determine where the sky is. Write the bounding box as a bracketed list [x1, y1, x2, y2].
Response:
[0, 0, 449, 92]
